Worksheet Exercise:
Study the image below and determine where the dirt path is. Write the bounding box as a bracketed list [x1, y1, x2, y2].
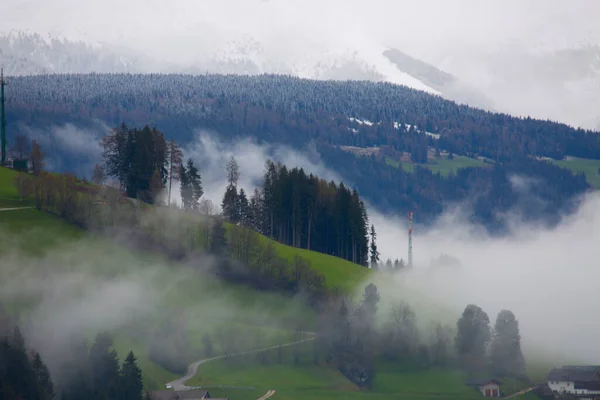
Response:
[503, 387, 536, 399]
[0, 207, 33, 212]
[257, 389, 276, 400]
[166, 337, 315, 391]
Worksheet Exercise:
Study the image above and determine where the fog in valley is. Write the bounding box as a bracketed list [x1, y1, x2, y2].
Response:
[175, 132, 600, 365]
[2, 0, 600, 384]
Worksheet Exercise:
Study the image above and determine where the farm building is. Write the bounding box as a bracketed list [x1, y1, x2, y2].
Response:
[148, 389, 228, 400]
[466, 378, 502, 397]
[547, 366, 600, 399]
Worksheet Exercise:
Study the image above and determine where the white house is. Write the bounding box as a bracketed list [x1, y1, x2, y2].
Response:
[466, 379, 502, 397]
[547, 366, 600, 399]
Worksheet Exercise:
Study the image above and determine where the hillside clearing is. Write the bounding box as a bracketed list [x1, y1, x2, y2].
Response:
[551, 156, 600, 189]
[385, 154, 488, 176]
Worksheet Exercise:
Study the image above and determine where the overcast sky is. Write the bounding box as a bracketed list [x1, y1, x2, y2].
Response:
[4, 0, 600, 62]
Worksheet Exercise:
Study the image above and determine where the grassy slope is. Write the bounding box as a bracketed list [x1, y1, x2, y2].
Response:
[551, 157, 600, 189]
[0, 167, 549, 399]
[263, 238, 370, 292]
[0, 167, 366, 392]
[385, 154, 486, 176]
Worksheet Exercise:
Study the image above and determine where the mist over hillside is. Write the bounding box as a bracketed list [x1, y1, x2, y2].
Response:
[2, 0, 600, 128]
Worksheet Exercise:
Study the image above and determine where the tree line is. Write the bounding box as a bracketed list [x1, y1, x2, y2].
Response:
[0, 305, 144, 400]
[6, 73, 594, 232]
[221, 158, 369, 265]
[315, 284, 526, 389]
[99, 124, 372, 266]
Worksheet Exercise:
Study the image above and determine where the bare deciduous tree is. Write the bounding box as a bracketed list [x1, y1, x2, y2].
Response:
[91, 164, 106, 185]
[29, 140, 44, 175]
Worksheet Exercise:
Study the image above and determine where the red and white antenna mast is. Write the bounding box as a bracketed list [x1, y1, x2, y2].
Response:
[408, 212, 413, 268]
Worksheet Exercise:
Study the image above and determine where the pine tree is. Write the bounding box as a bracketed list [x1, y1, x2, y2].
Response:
[166, 139, 183, 206]
[222, 185, 239, 222]
[185, 159, 203, 210]
[121, 351, 143, 400]
[369, 225, 379, 269]
[180, 164, 192, 210]
[31, 352, 54, 400]
[238, 188, 251, 226]
[89, 333, 121, 400]
[226, 156, 240, 187]
[249, 188, 264, 233]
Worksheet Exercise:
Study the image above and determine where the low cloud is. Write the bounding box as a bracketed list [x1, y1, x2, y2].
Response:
[19, 122, 106, 174]
[179, 132, 600, 366]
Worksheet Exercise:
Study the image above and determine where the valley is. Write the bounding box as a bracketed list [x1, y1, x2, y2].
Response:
[1, 5, 600, 397]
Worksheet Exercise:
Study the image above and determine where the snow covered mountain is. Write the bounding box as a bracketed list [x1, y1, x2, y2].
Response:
[1, 0, 599, 129]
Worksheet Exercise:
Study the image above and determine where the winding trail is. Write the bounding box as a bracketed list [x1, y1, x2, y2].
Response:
[0, 207, 33, 212]
[503, 386, 536, 399]
[257, 389, 276, 400]
[166, 337, 316, 391]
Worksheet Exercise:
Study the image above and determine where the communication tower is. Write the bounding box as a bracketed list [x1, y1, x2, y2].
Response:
[0, 68, 7, 166]
[408, 211, 413, 268]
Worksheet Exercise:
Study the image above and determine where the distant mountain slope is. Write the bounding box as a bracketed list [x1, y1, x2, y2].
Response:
[0, 32, 150, 75]
[383, 48, 495, 110]
[436, 45, 600, 129]
[4, 73, 592, 232]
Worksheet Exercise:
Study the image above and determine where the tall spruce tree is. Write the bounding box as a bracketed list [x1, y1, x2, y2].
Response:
[180, 163, 192, 210]
[121, 351, 143, 400]
[222, 185, 239, 222]
[185, 159, 203, 210]
[31, 352, 54, 400]
[238, 188, 251, 226]
[222, 156, 241, 222]
[166, 139, 183, 206]
[89, 333, 121, 400]
[369, 225, 379, 269]
[226, 156, 240, 187]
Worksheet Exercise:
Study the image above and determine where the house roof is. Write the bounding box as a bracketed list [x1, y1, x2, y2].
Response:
[575, 381, 600, 391]
[547, 366, 600, 382]
[466, 378, 501, 387]
[148, 390, 210, 400]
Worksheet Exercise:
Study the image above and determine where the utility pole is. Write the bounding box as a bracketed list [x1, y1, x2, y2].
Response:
[408, 211, 413, 268]
[1, 68, 7, 166]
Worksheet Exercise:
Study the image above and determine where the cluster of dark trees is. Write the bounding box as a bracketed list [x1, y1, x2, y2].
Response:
[12, 138, 333, 309]
[455, 305, 526, 378]
[316, 285, 526, 389]
[58, 333, 144, 400]
[0, 324, 54, 400]
[6, 73, 595, 231]
[222, 159, 369, 265]
[100, 124, 203, 208]
[0, 305, 144, 400]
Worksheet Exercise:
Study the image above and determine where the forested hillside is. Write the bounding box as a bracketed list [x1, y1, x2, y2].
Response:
[5, 73, 594, 231]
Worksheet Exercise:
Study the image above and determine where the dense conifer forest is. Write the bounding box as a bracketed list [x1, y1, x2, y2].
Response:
[5, 73, 594, 231]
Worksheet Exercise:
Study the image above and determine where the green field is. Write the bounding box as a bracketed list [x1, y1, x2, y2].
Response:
[0, 166, 552, 399]
[385, 154, 487, 176]
[551, 156, 600, 189]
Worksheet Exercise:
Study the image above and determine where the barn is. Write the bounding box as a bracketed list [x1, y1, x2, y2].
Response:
[466, 378, 502, 397]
